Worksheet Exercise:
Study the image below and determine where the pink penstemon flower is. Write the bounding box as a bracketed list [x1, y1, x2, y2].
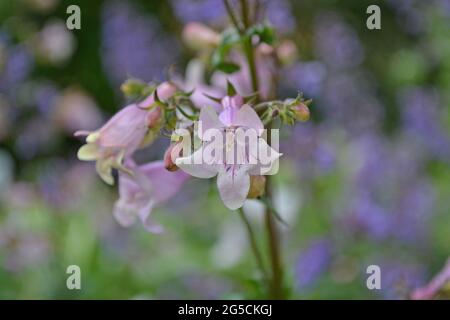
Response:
[75, 82, 177, 185]
[114, 160, 189, 233]
[176, 92, 281, 210]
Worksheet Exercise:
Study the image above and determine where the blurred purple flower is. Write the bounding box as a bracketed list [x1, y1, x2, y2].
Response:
[171, 0, 225, 24]
[265, 0, 295, 33]
[344, 195, 393, 241]
[295, 239, 332, 291]
[314, 13, 364, 69]
[393, 182, 434, 243]
[399, 87, 450, 160]
[15, 118, 57, 159]
[283, 61, 327, 98]
[0, 45, 33, 90]
[172, 0, 295, 33]
[282, 123, 336, 178]
[321, 73, 384, 134]
[386, 0, 425, 35]
[0, 228, 50, 273]
[378, 260, 426, 299]
[34, 83, 59, 114]
[341, 134, 435, 245]
[102, 1, 178, 86]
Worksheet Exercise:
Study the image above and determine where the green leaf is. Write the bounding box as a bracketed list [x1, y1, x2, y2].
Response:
[215, 61, 240, 74]
[227, 80, 237, 96]
[203, 93, 222, 103]
[211, 27, 242, 74]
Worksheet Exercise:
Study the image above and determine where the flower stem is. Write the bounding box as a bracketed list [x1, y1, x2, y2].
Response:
[225, 0, 285, 299]
[223, 0, 243, 33]
[240, 0, 259, 96]
[263, 167, 285, 299]
[238, 208, 269, 282]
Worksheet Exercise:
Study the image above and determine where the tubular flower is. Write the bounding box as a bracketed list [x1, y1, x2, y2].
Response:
[75, 82, 177, 185]
[113, 160, 189, 233]
[176, 94, 281, 210]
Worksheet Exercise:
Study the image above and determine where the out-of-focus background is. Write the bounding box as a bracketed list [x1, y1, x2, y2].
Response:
[0, 0, 449, 299]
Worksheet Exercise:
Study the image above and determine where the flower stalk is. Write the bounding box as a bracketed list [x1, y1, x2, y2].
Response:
[224, 0, 286, 299]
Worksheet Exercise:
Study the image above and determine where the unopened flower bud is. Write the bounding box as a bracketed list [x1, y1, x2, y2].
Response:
[293, 103, 310, 122]
[247, 175, 266, 199]
[164, 141, 183, 172]
[138, 82, 177, 109]
[182, 22, 220, 50]
[258, 43, 275, 56]
[120, 79, 147, 97]
[276, 40, 298, 65]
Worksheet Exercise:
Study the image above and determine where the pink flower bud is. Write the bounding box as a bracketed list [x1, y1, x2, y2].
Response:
[164, 141, 183, 172]
[137, 81, 177, 109]
[276, 40, 298, 65]
[247, 175, 266, 199]
[293, 103, 310, 122]
[182, 22, 220, 50]
[258, 43, 275, 56]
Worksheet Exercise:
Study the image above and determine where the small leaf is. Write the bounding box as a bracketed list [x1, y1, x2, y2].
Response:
[153, 88, 161, 103]
[215, 61, 240, 74]
[211, 27, 242, 74]
[227, 80, 237, 96]
[203, 93, 222, 103]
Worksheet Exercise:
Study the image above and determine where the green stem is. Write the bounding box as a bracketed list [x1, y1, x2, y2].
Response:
[240, 0, 259, 96]
[243, 40, 259, 97]
[263, 166, 285, 299]
[225, 0, 285, 299]
[240, 0, 251, 29]
[223, 0, 243, 33]
[238, 208, 269, 281]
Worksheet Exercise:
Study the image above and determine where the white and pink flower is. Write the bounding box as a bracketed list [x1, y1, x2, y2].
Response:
[176, 93, 281, 210]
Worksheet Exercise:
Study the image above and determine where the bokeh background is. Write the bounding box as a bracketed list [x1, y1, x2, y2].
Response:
[0, 0, 449, 299]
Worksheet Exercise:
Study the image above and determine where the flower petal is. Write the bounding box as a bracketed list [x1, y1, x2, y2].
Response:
[137, 200, 164, 233]
[176, 147, 218, 178]
[113, 199, 138, 227]
[95, 157, 114, 185]
[198, 105, 223, 140]
[138, 161, 190, 203]
[234, 104, 263, 132]
[248, 138, 282, 175]
[98, 104, 147, 151]
[217, 166, 250, 210]
[74, 130, 91, 137]
[77, 143, 99, 161]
